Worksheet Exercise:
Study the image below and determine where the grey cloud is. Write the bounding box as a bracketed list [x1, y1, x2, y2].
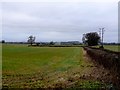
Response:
[2, 2, 118, 42]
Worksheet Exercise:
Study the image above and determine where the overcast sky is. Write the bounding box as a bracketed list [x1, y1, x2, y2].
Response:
[1, 1, 118, 42]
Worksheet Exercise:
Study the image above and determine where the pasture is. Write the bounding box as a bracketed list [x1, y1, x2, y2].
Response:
[2, 44, 117, 88]
[104, 45, 119, 52]
[92, 45, 119, 52]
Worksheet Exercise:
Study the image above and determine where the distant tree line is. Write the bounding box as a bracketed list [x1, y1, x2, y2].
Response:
[1, 33, 120, 46]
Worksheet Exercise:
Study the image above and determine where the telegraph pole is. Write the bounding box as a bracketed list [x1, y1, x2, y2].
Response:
[99, 28, 105, 47]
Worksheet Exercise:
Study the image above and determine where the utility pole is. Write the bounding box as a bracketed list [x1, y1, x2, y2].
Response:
[99, 28, 105, 47]
[99, 29, 101, 45]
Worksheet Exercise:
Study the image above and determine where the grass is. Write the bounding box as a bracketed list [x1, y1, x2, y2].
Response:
[2, 44, 82, 74]
[104, 45, 119, 52]
[2, 44, 107, 88]
[91, 45, 119, 52]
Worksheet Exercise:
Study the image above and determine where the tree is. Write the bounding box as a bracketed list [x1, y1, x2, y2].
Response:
[82, 32, 100, 46]
[49, 41, 54, 45]
[27, 35, 35, 45]
[2, 40, 5, 43]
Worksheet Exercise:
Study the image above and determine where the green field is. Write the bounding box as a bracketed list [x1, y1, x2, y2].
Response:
[104, 45, 119, 52]
[3, 44, 83, 74]
[92, 45, 119, 52]
[2, 44, 114, 88]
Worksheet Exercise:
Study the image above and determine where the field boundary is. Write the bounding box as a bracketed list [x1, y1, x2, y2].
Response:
[83, 46, 120, 89]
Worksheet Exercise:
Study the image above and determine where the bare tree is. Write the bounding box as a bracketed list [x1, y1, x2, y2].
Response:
[27, 35, 35, 46]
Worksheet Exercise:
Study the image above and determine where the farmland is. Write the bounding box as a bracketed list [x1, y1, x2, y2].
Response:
[104, 45, 119, 52]
[91, 45, 119, 52]
[2, 44, 119, 88]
